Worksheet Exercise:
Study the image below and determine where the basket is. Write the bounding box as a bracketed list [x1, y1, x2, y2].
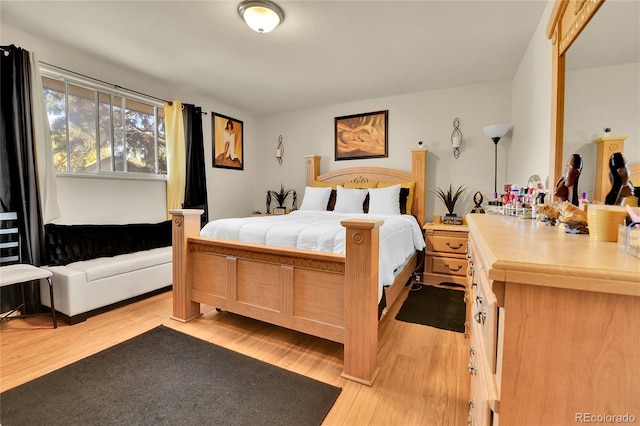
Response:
[587, 206, 628, 242]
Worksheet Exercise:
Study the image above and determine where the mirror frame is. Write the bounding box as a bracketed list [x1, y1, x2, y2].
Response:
[546, 0, 606, 193]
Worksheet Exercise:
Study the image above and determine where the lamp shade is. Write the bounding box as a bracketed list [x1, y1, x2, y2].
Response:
[483, 124, 510, 140]
[238, 0, 284, 33]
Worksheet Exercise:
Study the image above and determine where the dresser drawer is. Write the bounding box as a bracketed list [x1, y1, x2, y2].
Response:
[469, 319, 500, 426]
[430, 256, 468, 276]
[429, 234, 468, 255]
[471, 261, 499, 372]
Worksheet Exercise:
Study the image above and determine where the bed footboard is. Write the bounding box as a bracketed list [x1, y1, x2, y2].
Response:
[169, 209, 382, 385]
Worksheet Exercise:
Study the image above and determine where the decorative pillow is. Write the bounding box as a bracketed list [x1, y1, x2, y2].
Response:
[333, 185, 368, 213]
[343, 181, 378, 189]
[327, 190, 338, 211]
[368, 184, 402, 215]
[378, 181, 415, 214]
[399, 188, 410, 214]
[312, 179, 340, 189]
[299, 186, 333, 211]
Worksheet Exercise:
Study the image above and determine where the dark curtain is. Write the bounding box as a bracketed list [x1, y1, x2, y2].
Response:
[182, 104, 208, 227]
[0, 45, 46, 313]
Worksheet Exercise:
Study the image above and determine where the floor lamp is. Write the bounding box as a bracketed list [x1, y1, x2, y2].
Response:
[483, 124, 510, 196]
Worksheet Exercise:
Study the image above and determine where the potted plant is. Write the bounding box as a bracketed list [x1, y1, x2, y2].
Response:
[269, 183, 294, 214]
[433, 184, 466, 224]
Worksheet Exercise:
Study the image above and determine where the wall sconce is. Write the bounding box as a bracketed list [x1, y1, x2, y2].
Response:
[238, 0, 284, 33]
[451, 118, 462, 159]
[276, 135, 284, 165]
[483, 124, 510, 195]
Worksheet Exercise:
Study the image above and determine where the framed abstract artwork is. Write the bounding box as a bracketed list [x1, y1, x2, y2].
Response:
[334, 110, 388, 160]
[212, 112, 243, 170]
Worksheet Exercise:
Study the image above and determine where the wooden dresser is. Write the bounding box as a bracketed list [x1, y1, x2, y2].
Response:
[422, 223, 468, 286]
[465, 214, 639, 426]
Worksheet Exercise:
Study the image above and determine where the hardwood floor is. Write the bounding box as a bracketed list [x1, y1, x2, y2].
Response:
[0, 286, 469, 425]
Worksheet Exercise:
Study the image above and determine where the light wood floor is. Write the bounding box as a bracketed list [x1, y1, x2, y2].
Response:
[0, 286, 469, 425]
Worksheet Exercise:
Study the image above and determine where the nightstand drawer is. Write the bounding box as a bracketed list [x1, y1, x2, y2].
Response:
[431, 256, 467, 276]
[429, 234, 468, 255]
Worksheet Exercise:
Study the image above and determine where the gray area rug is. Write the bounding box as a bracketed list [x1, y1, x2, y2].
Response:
[1, 325, 341, 426]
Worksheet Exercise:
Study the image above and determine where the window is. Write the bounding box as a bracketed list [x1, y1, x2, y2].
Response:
[41, 70, 166, 177]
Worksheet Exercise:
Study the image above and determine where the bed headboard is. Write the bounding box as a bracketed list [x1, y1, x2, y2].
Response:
[629, 162, 639, 187]
[304, 148, 428, 227]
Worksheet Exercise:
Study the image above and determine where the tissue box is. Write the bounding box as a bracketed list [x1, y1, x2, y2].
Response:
[618, 223, 640, 259]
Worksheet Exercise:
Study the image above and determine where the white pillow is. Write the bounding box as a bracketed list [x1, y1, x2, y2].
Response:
[368, 184, 401, 215]
[299, 186, 332, 211]
[333, 185, 368, 213]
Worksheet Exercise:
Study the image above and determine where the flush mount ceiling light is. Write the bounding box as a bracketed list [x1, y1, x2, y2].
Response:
[238, 0, 284, 33]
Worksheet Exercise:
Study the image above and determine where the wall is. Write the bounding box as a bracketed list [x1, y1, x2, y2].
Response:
[510, 0, 553, 190]
[2, 24, 259, 224]
[255, 81, 513, 221]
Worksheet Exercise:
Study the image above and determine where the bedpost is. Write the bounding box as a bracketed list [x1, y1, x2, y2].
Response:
[340, 218, 383, 386]
[411, 148, 428, 227]
[169, 209, 203, 322]
[305, 155, 321, 186]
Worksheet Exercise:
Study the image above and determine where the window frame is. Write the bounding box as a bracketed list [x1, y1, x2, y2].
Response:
[40, 64, 167, 181]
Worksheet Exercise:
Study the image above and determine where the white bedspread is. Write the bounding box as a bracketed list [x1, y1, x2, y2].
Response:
[200, 211, 425, 300]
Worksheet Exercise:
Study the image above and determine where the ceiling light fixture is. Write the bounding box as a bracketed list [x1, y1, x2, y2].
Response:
[238, 0, 284, 34]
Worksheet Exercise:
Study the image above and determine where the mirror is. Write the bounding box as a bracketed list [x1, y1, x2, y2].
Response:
[549, 0, 640, 203]
[563, 1, 640, 201]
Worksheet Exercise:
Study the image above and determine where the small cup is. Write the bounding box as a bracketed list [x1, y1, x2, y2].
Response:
[433, 215, 442, 224]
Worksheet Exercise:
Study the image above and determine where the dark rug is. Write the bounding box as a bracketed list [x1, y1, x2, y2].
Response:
[395, 284, 466, 333]
[0, 325, 341, 426]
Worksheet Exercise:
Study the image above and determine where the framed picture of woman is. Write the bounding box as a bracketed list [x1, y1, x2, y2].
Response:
[335, 110, 388, 160]
[212, 112, 243, 170]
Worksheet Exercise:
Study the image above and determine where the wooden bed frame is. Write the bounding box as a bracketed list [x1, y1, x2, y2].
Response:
[170, 148, 427, 385]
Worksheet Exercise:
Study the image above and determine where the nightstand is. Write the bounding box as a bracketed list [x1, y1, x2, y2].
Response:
[422, 222, 469, 287]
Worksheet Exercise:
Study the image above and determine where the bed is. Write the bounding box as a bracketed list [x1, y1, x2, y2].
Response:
[170, 148, 427, 385]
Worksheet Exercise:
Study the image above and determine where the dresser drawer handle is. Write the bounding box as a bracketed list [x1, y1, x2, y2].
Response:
[474, 308, 487, 324]
[468, 399, 476, 426]
[446, 241, 463, 250]
[475, 294, 483, 304]
[467, 362, 478, 376]
[445, 263, 462, 272]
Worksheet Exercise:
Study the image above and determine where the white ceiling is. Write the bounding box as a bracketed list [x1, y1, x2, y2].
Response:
[1, 1, 636, 116]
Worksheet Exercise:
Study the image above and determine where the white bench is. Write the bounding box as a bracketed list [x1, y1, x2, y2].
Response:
[40, 221, 172, 324]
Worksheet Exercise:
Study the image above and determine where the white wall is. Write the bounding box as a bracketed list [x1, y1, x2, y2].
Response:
[255, 81, 513, 221]
[510, 0, 553, 189]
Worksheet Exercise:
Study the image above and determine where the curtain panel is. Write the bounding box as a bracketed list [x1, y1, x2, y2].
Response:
[0, 44, 47, 313]
[165, 100, 186, 219]
[182, 104, 208, 226]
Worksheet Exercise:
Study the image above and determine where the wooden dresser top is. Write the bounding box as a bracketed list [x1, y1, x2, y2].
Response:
[466, 214, 639, 296]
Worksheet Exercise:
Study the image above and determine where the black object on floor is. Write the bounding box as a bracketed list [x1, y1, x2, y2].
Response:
[395, 284, 466, 333]
[1, 325, 341, 426]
